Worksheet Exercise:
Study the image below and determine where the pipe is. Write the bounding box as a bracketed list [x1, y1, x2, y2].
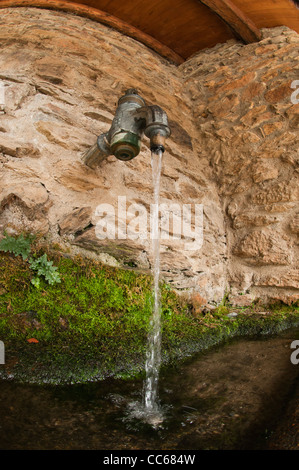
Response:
[82, 89, 170, 168]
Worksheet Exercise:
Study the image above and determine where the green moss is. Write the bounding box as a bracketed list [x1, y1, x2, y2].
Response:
[213, 305, 230, 317]
[0, 241, 299, 385]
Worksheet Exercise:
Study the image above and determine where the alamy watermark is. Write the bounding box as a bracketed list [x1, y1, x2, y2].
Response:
[0, 81, 5, 111]
[290, 340, 299, 365]
[94, 197, 203, 251]
[0, 341, 4, 364]
[291, 80, 299, 104]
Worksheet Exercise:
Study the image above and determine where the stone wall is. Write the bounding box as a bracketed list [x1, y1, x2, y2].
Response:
[0, 7, 298, 305]
[180, 26, 299, 305]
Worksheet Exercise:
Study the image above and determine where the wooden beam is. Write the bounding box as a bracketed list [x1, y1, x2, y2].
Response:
[0, 0, 184, 64]
[198, 0, 262, 43]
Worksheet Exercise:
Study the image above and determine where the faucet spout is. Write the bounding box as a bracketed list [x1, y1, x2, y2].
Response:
[143, 105, 170, 153]
[82, 89, 170, 168]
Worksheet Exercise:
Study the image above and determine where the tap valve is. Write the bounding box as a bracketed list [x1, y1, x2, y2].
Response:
[82, 89, 170, 167]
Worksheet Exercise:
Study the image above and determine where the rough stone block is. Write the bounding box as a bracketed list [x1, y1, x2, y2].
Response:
[233, 229, 291, 266]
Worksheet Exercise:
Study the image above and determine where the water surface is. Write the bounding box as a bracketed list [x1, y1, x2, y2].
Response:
[0, 328, 298, 450]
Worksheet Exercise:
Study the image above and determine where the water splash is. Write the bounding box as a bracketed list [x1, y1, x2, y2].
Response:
[142, 149, 163, 424]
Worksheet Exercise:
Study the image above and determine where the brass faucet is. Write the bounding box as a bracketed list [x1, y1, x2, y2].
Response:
[82, 89, 170, 168]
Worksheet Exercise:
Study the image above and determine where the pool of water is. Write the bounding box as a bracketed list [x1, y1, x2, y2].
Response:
[0, 328, 298, 450]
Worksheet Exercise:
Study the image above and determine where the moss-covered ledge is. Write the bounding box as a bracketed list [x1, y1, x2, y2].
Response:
[0, 238, 299, 385]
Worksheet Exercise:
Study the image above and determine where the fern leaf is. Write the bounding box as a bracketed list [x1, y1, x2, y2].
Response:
[0, 233, 32, 260]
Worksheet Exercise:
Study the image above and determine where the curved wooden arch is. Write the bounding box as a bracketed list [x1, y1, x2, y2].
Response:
[198, 0, 262, 43]
[0, 0, 185, 64]
[1, 0, 298, 62]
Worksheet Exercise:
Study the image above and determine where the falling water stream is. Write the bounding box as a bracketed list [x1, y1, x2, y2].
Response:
[126, 150, 164, 426]
[143, 150, 163, 420]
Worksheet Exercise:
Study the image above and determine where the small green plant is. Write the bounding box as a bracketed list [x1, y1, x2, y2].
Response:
[0, 232, 60, 287]
[214, 305, 230, 317]
[0, 232, 33, 260]
[29, 253, 61, 287]
[30, 276, 41, 289]
[220, 288, 230, 307]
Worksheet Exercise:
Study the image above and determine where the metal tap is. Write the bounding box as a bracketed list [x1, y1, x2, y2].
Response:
[82, 89, 170, 167]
